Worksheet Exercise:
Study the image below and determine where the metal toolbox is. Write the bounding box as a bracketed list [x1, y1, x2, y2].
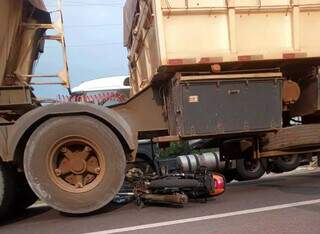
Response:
[166, 73, 283, 137]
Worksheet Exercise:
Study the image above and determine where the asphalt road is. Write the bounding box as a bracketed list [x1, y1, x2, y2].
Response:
[1, 168, 320, 234]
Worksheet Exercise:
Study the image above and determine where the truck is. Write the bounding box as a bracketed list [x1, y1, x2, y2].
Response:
[1, 0, 320, 217]
[71, 76, 312, 182]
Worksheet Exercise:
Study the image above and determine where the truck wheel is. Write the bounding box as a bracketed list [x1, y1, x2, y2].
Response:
[272, 155, 300, 172]
[24, 116, 126, 214]
[15, 173, 38, 210]
[0, 162, 16, 218]
[235, 158, 266, 181]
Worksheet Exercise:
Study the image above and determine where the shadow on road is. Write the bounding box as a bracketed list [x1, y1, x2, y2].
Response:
[0, 206, 51, 227]
[0, 201, 131, 226]
[60, 201, 131, 218]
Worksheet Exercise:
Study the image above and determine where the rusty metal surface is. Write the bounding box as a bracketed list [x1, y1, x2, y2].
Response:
[112, 86, 168, 136]
[1, 0, 68, 117]
[141, 194, 188, 205]
[157, 58, 320, 76]
[262, 123, 320, 152]
[259, 148, 320, 158]
[5, 86, 167, 163]
[22, 115, 127, 214]
[290, 74, 320, 117]
[20, 0, 70, 89]
[153, 135, 179, 143]
[257, 148, 320, 158]
[48, 137, 104, 193]
[126, 0, 320, 94]
[282, 80, 301, 106]
[167, 73, 283, 137]
[0, 86, 33, 109]
[5, 103, 137, 162]
[0, 0, 51, 86]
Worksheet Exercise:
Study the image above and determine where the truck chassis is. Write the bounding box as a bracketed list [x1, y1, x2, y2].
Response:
[1, 0, 320, 218]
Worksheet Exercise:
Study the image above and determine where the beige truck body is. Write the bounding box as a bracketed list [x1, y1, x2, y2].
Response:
[124, 0, 320, 94]
[0, 0, 49, 86]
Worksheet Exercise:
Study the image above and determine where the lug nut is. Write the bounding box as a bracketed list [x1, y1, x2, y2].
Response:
[95, 168, 101, 174]
[60, 147, 67, 153]
[55, 169, 62, 176]
[76, 183, 83, 188]
[84, 146, 92, 152]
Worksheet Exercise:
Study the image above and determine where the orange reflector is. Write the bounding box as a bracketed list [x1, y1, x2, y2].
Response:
[238, 55, 252, 61]
[238, 55, 264, 61]
[199, 57, 223, 64]
[167, 58, 197, 65]
[283, 52, 307, 59]
[167, 59, 183, 65]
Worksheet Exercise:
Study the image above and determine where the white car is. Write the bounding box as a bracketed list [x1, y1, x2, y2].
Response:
[71, 76, 131, 107]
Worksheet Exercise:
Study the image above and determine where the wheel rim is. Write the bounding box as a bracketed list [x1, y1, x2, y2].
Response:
[243, 159, 260, 173]
[280, 155, 297, 164]
[48, 136, 105, 193]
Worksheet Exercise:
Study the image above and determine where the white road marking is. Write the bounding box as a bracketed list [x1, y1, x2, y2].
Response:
[84, 198, 320, 234]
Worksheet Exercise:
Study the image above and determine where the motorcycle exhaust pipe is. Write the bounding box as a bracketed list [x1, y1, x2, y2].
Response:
[141, 193, 188, 204]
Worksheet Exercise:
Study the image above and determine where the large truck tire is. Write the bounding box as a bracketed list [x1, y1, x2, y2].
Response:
[0, 162, 16, 219]
[263, 124, 320, 151]
[24, 116, 126, 214]
[271, 155, 300, 172]
[235, 158, 266, 181]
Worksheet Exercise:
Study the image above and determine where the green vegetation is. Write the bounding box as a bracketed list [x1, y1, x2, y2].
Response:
[159, 141, 190, 159]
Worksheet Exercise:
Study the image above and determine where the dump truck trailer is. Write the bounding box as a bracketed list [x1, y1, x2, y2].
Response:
[1, 0, 320, 217]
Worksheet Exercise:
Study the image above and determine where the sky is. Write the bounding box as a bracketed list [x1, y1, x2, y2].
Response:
[34, 0, 128, 98]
